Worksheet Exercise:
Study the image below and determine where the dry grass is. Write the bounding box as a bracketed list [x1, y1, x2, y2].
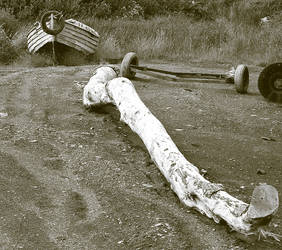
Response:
[83, 14, 282, 66]
[1, 2, 281, 67]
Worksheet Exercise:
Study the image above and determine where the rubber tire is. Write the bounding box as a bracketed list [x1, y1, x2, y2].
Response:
[234, 64, 249, 94]
[258, 63, 282, 103]
[120, 52, 139, 79]
[41, 11, 65, 35]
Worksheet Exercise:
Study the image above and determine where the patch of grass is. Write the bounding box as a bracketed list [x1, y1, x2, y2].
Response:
[11, 23, 32, 50]
[13, 52, 54, 67]
[83, 14, 282, 65]
[97, 34, 122, 60]
[1, 2, 281, 67]
[0, 9, 19, 38]
[0, 29, 18, 65]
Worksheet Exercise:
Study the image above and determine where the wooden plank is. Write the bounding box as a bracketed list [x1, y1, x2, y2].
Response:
[64, 23, 99, 42]
[27, 23, 41, 39]
[59, 28, 99, 45]
[57, 30, 98, 50]
[28, 30, 54, 48]
[28, 36, 54, 54]
[56, 36, 95, 54]
[66, 18, 100, 37]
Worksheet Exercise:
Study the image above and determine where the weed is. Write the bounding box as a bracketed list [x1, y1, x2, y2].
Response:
[83, 14, 281, 65]
[0, 27, 17, 64]
[1, 1, 281, 66]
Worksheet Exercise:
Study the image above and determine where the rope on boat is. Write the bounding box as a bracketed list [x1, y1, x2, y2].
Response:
[52, 40, 56, 66]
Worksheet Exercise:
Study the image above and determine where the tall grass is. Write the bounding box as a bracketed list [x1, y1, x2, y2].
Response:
[83, 14, 282, 65]
[0, 0, 281, 66]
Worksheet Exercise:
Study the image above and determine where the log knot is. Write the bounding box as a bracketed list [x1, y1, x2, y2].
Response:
[201, 182, 224, 198]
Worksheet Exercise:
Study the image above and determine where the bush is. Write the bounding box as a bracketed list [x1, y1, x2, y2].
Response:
[0, 9, 19, 37]
[1, 0, 282, 66]
[82, 13, 282, 65]
[0, 29, 18, 64]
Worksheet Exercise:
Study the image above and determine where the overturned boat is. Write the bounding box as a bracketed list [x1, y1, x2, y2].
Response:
[27, 11, 100, 64]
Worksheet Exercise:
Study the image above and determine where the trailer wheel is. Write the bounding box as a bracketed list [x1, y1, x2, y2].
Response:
[258, 63, 282, 103]
[235, 64, 249, 94]
[120, 52, 139, 79]
[41, 11, 65, 35]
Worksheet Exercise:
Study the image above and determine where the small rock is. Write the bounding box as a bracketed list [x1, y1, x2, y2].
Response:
[261, 136, 276, 142]
[184, 88, 192, 92]
[146, 160, 154, 166]
[191, 143, 200, 147]
[175, 128, 184, 131]
[257, 169, 266, 175]
[117, 240, 124, 244]
[142, 183, 153, 188]
[186, 124, 197, 129]
[153, 223, 163, 227]
[240, 186, 245, 189]
[29, 140, 38, 143]
[0, 112, 8, 118]
[200, 169, 207, 175]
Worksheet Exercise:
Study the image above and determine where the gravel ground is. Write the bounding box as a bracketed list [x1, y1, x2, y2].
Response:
[0, 62, 281, 249]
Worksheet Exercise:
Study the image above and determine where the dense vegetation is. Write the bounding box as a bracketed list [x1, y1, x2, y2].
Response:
[0, 0, 281, 66]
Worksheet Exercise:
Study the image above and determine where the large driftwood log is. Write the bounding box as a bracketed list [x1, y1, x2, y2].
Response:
[83, 66, 279, 235]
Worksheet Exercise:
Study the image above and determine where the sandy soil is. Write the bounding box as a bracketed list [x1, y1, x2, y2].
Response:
[0, 62, 281, 249]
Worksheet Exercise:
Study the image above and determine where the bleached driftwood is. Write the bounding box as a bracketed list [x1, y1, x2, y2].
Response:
[83, 66, 279, 235]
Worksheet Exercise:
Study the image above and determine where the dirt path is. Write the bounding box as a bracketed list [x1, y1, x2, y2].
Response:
[0, 63, 281, 249]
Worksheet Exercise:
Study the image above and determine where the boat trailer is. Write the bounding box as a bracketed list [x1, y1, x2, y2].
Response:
[120, 52, 249, 94]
